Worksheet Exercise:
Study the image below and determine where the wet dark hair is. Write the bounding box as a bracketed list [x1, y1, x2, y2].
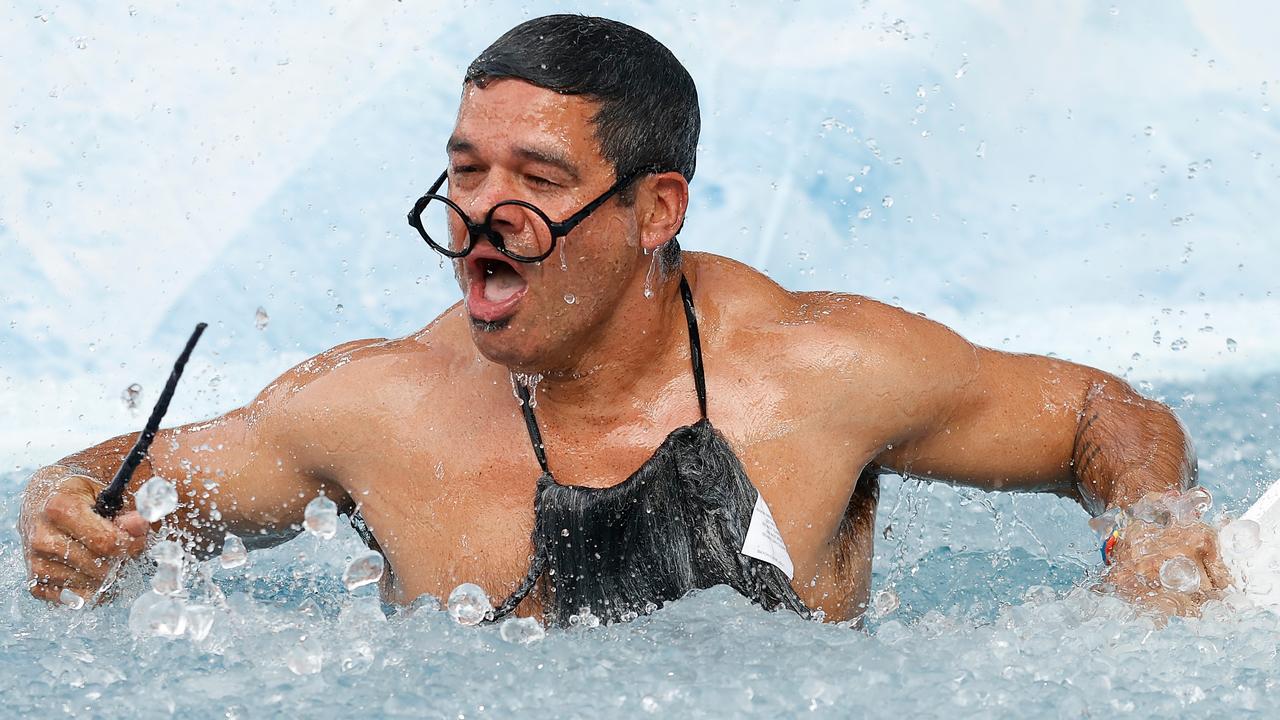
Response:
[466, 14, 699, 271]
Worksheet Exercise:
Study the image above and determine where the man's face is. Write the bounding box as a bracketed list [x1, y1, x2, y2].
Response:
[446, 78, 644, 370]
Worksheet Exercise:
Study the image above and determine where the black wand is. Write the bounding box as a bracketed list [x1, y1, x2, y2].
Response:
[94, 323, 207, 518]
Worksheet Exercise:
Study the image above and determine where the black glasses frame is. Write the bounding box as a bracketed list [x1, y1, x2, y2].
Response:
[407, 169, 646, 263]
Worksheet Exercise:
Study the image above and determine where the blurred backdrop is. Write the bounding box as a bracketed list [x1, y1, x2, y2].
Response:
[2, 0, 1278, 470]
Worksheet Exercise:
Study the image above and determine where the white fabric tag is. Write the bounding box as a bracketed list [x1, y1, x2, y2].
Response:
[741, 490, 795, 580]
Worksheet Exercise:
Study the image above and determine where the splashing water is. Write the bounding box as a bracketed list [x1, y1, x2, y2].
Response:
[120, 383, 142, 411]
[135, 477, 178, 522]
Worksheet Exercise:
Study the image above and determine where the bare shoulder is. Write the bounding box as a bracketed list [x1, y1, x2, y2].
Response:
[689, 253, 983, 432]
[248, 303, 476, 427]
[691, 252, 975, 373]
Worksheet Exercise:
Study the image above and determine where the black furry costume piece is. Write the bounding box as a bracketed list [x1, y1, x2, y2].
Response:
[489, 276, 811, 626]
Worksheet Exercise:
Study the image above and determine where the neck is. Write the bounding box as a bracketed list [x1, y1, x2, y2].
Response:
[523, 259, 692, 424]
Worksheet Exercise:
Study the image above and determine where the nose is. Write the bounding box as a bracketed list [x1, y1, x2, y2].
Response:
[461, 176, 529, 239]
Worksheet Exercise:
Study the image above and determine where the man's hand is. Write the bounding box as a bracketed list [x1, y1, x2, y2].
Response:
[19, 467, 149, 606]
[1099, 490, 1233, 616]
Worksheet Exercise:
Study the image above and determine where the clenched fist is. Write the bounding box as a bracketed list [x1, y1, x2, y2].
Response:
[19, 467, 149, 606]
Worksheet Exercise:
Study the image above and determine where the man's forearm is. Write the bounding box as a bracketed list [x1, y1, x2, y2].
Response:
[1070, 376, 1197, 515]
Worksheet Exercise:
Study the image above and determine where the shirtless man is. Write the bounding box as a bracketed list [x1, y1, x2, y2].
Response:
[19, 15, 1227, 622]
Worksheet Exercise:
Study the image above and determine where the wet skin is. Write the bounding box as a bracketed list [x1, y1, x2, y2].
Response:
[20, 80, 1226, 620]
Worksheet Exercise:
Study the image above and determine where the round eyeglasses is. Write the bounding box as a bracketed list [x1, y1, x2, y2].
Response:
[407, 169, 645, 263]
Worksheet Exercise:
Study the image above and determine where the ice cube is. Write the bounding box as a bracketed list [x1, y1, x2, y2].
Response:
[303, 495, 338, 539]
[1160, 555, 1201, 593]
[1220, 519, 1262, 558]
[342, 550, 384, 591]
[183, 603, 216, 642]
[136, 477, 178, 522]
[150, 539, 183, 566]
[499, 617, 546, 644]
[151, 563, 183, 595]
[219, 532, 247, 569]
[128, 591, 187, 638]
[285, 634, 324, 675]
[447, 583, 492, 626]
[873, 588, 900, 618]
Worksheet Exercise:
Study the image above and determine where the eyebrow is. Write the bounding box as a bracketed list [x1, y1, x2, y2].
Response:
[447, 136, 582, 183]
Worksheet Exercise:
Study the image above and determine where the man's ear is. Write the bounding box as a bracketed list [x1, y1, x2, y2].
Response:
[637, 172, 689, 252]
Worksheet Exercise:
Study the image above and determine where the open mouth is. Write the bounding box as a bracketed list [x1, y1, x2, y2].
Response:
[465, 252, 529, 323]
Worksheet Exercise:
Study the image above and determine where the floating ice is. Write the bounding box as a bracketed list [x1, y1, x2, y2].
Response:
[342, 550, 384, 591]
[254, 306, 269, 330]
[303, 495, 338, 539]
[128, 591, 187, 638]
[149, 539, 184, 595]
[219, 532, 247, 568]
[136, 477, 178, 522]
[1220, 519, 1262, 557]
[1160, 555, 1201, 593]
[58, 589, 84, 610]
[447, 583, 492, 626]
[873, 588, 900, 618]
[121, 383, 142, 411]
[500, 617, 545, 645]
[183, 603, 216, 642]
[285, 634, 324, 675]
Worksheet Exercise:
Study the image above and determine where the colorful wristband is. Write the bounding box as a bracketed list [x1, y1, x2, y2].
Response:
[1100, 526, 1121, 566]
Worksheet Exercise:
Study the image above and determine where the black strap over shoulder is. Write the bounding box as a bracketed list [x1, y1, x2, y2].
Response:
[517, 273, 707, 471]
[515, 382, 551, 475]
[678, 274, 708, 420]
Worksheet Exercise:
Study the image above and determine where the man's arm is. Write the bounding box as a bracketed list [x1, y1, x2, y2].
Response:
[869, 312, 1195, 512]
[838, 301, 1224, 613]
[19, 339, 377, 604]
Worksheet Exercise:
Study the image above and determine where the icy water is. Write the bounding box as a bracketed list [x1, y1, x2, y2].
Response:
[4, 0, 1280, 717]
[1, 372, 1277, 719]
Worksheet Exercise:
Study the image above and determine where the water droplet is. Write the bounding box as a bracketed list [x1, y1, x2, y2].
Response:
[334, 303, 344, 314]
[254, 307, 269, 330]
[342, 550, 385, 591]
[954, 61, 969, 79]
[858, 207, 873, 220]
[881, 196, 894, 208]
[561, 528, 570, 537]
[136, 477, 178, 522]
[1159, 556, 1201, 593]
[975, 141, 986, 159]
[303, 496, 338, 539]
[1152, 331, 1162, 346]
[73, 37, 88, 50]
[128, 5, 138, 16]
[1226, 338, 1238, 352]
[121, 383, 142, 411]
[500, 617, 546, 644]
[447, 583, 492, 626]
[643, 250, 659, 299]
[563, 293, 576, 305]
[59, 589, 84, 610]
[1109, 6, 1120, 15]
[219, 533, 247, 569]
[1170, 337, 1188, 352]
[1144, 126, 1154, 136]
